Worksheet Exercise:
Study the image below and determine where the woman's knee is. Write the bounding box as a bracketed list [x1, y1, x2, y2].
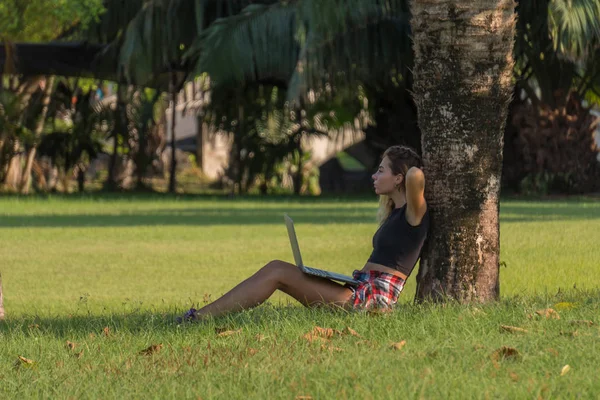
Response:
[260, 260, 296, 284]
[262, 259, 287, 274]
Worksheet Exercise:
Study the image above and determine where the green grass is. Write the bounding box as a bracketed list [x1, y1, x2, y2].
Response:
[0, 195, 599, 398]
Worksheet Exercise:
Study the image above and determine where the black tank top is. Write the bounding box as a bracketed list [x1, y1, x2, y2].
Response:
[367, 204, 429, 277]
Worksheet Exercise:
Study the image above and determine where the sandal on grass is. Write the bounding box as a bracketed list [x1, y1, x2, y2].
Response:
[176, 308, 198, 324]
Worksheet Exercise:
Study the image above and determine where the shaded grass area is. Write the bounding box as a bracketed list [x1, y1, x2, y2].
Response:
[0, 195, 599, 398]
[1, 292, 599, 399]
[0, 193, 598, 228]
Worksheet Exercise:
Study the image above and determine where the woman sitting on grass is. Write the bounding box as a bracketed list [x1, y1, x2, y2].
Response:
[180, 145, 429, 321]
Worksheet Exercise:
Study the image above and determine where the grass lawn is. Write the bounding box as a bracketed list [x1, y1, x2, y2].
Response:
[0, 195, 599, 398]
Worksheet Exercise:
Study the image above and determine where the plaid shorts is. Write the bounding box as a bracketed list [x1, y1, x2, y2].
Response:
[347, 270, 405, 309]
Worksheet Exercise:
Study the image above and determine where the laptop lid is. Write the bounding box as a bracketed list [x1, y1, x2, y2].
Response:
[284, 214, 304, 267]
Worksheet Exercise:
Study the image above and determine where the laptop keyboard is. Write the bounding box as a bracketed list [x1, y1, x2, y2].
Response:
[304, 266, 328, 278]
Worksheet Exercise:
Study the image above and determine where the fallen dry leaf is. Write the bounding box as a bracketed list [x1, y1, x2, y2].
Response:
[66, 341, 76, 351]
[217, 329, 242, 337]
[17, 356, 34, 364]
[500, 325, 528, 334]
[102, 327, 111, 337]
[14, 356, 36, 370]
[560, 364, 571, 376]
[546, 348, 559, 357]
[255, 334, 266, 342]
[89, 333, 96, 339]
[343, 327, 361, 337]
[303, 333, 329, 344]
[218, 329, 242, 337]
[569, 320, 594, 327]
[490, 346, 521, 362]
[295, 396, 312, 400]
[302, 326, 339, 343]
[535, 308, 560, 319]
[247, 348, 258, 356]
[320, 344, 343, 352]
[215, 328, 242, 337]
[509, 371, 520, 382]
[73, 350, 84, 359]
[390, 340, 407, 351]
[28, 324, 40, 329]
[139, 343, 163, 355]
[313, 326, 335, 339]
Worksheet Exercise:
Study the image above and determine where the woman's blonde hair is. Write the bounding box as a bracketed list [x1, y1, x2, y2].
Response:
[376, 145, 423, 224]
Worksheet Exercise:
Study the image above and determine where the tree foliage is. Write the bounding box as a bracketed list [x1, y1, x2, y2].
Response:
[0, 0, 105, 42]
[515, 0, 600, 106]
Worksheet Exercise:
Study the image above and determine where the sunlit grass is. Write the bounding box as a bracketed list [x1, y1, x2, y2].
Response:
[0, 195, 598, 398]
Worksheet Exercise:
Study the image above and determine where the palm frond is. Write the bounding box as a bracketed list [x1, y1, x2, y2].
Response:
[188, 2, 299, 90]
[189, 0, 410, 102]
[115, 0, 264, 86]
[289, 13, 412, 101]
[549, 0, 600, 61]
[77, 0, 146, 43]
[295, 0, 407, 42]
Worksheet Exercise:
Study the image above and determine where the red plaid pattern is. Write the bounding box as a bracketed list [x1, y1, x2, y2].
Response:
[348, 270, 405, 309]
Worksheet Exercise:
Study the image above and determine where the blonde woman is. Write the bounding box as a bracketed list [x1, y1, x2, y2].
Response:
[180, 145, 429, 321]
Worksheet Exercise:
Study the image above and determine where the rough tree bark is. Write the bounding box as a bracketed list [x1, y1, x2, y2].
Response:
[412, 0, 516, 302]
[20, 75, 55, 194]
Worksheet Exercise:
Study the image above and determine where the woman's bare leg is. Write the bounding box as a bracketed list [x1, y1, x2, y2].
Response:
[192, 260, 354, 319]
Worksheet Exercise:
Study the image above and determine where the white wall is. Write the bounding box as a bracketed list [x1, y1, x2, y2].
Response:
[591, 108, 600, 162]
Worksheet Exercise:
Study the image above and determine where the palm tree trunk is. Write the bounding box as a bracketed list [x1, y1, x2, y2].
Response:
[0, 272, 4, 320]
[196, 115, 204, 172]
[20, 76, 55, 194]
[106, 86, 125, 191]
[168, 73, 177, 194]
[2, 77, 43, 190]
[293, 141, 303, 196]
[107, 131, 119, 190]
[412, 0, 516, 302]
[77, 164, 86, 192]
[293, 113, 304, 196]
[3, 144, 21, 190]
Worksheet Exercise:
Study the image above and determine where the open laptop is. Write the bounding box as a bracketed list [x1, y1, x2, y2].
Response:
[284, 214, 360, 286]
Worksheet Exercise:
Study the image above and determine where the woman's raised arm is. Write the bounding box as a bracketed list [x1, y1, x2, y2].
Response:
[405, 167, 427, 226]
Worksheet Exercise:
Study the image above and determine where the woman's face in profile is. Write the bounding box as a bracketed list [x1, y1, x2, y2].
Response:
[372, 157, 401, 195]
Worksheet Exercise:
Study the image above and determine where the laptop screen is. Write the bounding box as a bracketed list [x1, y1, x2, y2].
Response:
[284, 214, 304, 267]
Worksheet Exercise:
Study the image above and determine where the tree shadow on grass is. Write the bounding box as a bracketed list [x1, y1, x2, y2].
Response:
[2, 204, 598, 228]
[0, 304, 356, 339]
[0, 312, 181, 338]
[1, 197, 598, 228]
[2, 289, 599, 339]
[0, 206, 378, 228]
[500, 202, 600, 223]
